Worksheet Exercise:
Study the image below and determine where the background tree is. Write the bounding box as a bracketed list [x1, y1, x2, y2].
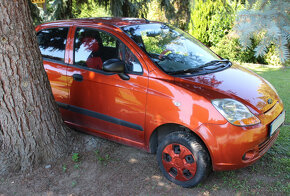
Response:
[29, 0, 44, 24]
[30, 0, 288, 66]
[160, 0, 191, 30]
[188, 0, 239, 47]
[30, 0, 149, 24]
[0, 0, 74, 174]
[234, 0, 290, 65]
[72, 0, 111, 18]
[95, 0, 149, 17]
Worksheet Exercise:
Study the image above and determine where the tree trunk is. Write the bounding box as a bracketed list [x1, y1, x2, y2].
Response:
[122, 0, 130, 17]
[0, 0, 73, 174]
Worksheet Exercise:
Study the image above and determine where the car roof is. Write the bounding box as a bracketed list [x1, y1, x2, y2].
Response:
[39, 17, 151, 28]
[73, 17, 150, 27]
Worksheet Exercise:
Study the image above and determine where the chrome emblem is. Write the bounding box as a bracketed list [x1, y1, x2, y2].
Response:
[267, 98, 273, 104]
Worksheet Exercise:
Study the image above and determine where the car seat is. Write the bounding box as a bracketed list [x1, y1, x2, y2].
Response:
[81, 37, 103, 70]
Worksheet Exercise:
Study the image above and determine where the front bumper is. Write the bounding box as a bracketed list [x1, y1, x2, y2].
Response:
[197, 101, 284, 171]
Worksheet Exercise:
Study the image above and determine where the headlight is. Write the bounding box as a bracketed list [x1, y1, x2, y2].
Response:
[212, 99, 260, 126]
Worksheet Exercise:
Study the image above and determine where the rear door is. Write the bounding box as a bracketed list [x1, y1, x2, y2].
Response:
[36, 27, 71, 120]
[65, 26, 148, 144]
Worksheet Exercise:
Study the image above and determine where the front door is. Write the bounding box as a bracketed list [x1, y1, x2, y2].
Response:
[66, 27, 148, 144]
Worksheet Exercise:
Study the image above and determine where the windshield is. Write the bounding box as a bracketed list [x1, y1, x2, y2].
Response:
[122, 23, 222, 74]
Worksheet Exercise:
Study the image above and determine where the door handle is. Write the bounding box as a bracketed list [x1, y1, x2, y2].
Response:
[73, 74, 83, 82]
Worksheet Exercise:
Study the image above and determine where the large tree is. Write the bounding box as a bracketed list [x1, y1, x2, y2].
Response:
[0, 0, 74, 174]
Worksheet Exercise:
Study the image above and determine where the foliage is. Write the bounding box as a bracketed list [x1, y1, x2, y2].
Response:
[159, 0, 191, 30]
[146, 0, 167, 23]
[188, 0, 240, 47]
[211, 33, 267, 64]
[62, 164, 67, 172]
[71, 181, 77, 187]
[51, 0, 73, 20]
[28, 0, 43, 25]
[94, 0, 149, 17]
[95, 150, 110, 165]
[264, 45, 284, 66]
[72, 0, 111, 18]
[234, 0, 290, 65]
[29, 0, 73, 23]
[71, 153, 80, 162]
[30, 0, 149, 24]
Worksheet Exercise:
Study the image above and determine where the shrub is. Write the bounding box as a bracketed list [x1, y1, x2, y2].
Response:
[188, 0, 240, 47]
[72, 0, 111, 18]
[212, 32, 285, 66]
[211, 33, 266, 64]
[264, 45, 283, 66]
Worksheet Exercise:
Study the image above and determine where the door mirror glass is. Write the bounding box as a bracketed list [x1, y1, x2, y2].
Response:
[103, 59, 125, 73]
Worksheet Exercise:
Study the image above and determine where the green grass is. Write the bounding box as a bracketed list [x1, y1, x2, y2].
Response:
[196, 65, 290, 195]
[72, 153, 80, 163]
[244, 65, 290, 194]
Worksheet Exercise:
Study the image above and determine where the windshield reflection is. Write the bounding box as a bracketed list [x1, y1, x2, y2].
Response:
[123, 23, 220, 73]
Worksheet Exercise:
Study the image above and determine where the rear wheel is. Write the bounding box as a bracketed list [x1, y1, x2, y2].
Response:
[157, 131, 211, 187]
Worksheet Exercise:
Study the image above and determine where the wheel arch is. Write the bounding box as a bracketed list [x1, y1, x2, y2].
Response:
[148, 123, 212, 163]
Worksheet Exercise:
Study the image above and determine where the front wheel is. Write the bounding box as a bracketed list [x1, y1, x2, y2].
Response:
[157, 131, 211, 188]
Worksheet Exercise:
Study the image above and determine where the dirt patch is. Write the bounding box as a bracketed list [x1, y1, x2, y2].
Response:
[0, 133, 288, 196]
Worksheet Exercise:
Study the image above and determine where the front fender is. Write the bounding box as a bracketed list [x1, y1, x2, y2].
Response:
[144, 77, 226, 151]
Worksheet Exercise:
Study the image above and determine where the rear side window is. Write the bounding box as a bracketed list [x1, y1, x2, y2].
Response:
[37, 27, 69, 62]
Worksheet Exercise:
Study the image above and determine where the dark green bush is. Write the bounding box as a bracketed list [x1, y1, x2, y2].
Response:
[211, 33, 267, 64]
[211, 32, 285, 66]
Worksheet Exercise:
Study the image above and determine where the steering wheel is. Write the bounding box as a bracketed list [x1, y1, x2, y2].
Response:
[158, 49, 173, 60]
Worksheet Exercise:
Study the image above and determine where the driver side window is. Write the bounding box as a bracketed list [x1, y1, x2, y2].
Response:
[74, 27, 142, 74]
[74, 27, 119, 70]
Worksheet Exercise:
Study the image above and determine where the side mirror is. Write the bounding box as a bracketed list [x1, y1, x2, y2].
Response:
[103, 59, 125, 73]
[102, 59, 130, 80]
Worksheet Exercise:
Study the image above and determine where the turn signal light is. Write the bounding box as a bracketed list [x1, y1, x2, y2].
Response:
[233, 116, 260, 126]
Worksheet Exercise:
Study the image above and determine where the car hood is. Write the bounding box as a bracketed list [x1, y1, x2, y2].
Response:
[174, 64, 280, 114]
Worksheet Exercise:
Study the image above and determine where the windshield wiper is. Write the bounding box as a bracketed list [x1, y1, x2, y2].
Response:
[167, 67, 205, 75]
[167, 59, 231, 75]
[200, 59, 231, 69]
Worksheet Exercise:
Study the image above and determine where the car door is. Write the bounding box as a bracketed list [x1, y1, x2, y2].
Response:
[36, 27, 71, 121]
[65, 26, 148, 144]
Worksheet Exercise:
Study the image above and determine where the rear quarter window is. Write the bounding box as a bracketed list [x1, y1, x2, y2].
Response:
[37, 27, 69, 62]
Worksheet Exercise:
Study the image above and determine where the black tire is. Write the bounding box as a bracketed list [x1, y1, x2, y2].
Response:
[157, 131, 211, 188]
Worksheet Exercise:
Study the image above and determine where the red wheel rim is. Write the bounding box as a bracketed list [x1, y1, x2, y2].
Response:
[162, 143, 197, 181]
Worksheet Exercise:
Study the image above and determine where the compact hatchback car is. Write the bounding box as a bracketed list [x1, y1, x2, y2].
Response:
[36, 18, 285, 187]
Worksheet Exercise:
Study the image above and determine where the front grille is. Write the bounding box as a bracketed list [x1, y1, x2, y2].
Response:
[258, 130, 279, 154]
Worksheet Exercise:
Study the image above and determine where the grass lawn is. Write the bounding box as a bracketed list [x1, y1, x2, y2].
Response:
[198, 64, 290, 195]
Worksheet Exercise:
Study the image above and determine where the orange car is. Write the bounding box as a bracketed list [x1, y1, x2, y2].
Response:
[36, 18, 285, 187]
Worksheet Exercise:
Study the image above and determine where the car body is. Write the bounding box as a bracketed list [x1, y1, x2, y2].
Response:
[36, 17, 285, 187]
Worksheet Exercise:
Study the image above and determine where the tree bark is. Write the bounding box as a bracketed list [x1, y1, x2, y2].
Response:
[0, 0, 73, 174]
